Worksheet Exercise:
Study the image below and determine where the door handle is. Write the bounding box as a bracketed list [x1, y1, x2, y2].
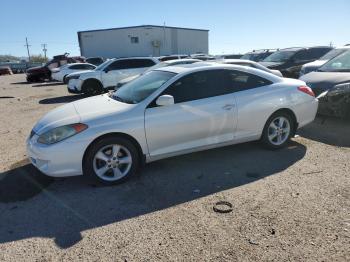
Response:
[222, 104, 235, 110]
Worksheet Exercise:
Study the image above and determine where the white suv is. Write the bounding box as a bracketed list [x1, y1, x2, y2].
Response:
[67, 57, 159, 95]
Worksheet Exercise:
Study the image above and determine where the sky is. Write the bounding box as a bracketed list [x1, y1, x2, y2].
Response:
[1, 0, 349, 58]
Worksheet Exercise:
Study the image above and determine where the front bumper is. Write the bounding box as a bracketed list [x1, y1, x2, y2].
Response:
[26, 133, 88, 177]
[67, 79, 83, 93]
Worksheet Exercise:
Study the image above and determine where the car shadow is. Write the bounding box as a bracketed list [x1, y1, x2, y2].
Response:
[0, 141, 306, 249]
[11, 81, 32, 85]
[32, 82, 65, 87]
[298, 115, 350, 147]
[39, 95, 86, 104]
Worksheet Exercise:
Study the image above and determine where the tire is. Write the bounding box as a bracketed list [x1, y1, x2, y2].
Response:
[261, 111, 295, 149]
[83, 136, 140, 185]
[63, 75, 68, 84]
[82, 79, 103, 96]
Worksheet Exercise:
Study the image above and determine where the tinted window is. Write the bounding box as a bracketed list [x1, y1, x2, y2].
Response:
[225, 70, 272, 92]
[69, 64, 85, 69]
[294, 48, 332, 61]
[162, 70, 231, 103]
[108, 59, 155, 70]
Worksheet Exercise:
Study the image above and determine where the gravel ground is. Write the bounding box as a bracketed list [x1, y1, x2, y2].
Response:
[0, 74, 349, 261]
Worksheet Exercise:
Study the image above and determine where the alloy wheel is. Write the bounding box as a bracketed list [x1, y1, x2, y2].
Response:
[93, 144, 132, 182]
[267, 116, 291, 146]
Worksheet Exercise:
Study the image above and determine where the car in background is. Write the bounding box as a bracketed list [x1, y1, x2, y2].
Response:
[26, 53, 85, 82]
[218, 54, 243, 59]
[299, 45, 350, 76]
[159, 55, 188, 62]
[86, 57, 105, 66]
[0, 66, 13, 75]
[67, 57, 159, 95]
[261, 46, 333, 78]
[190, 54, 216, 61]
[27, 63, 318, 185]
[51, 63, 96, 83]
[115, 58, 201, 88]
[300, 50, 350, 118]
[240, 49, 277, 62]
[216, 59, 282, 77]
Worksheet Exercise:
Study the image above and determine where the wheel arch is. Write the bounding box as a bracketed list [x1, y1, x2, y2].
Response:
[267, 108, 299, 136]
[82, 132, 146, 171]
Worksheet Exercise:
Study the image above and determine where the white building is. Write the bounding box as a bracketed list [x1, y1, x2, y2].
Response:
[77, 25, 209, 58]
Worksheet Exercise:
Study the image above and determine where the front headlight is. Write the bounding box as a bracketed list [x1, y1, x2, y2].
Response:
[328, 82, 350, 97]
[37, 123, 88, 145]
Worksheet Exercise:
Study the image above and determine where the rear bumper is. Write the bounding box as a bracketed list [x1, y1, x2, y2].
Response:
[294, 99, 319, 128]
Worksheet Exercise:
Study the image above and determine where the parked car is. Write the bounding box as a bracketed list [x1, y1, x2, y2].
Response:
[66, 57, 159, 95]
[86, 57, 105, 66]
[51, 63, 96, 83]
[0, 66, 13, 75]
[216, 59, 283, 77]
[115, 58, 201, 88]
[219, 54, 243, 59]
[241, 49, 277, 62]
[299, 45, 350, 76]
[190, 54, 216, 61]
[27, 63, 318, 185]
[159, 55, 189, 62]
[26, 53, 85, 82]
[261, 46, 333, 78]
[300, 50, 350, 118]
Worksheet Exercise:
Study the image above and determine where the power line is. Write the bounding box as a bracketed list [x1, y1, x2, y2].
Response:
[25, 37, 31, 61]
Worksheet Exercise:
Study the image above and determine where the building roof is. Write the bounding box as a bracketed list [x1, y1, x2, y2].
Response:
[78, 25, 209, 34]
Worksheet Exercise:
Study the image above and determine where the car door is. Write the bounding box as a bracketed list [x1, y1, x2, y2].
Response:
[144, 69, 237, 158]
[225, 70, 275, 140]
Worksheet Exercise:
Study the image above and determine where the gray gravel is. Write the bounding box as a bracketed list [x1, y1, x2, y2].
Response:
[0, 74, 349, 261]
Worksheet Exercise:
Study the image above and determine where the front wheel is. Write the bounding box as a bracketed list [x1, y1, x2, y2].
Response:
[261, 112, 294, 149]
[83, 137, 140, 185]
[82, 79, 103, 96]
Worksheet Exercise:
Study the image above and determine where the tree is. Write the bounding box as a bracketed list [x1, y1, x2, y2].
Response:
[30, 54, 49, 63]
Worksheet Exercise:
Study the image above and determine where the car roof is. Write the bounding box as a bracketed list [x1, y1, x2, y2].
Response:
[154, 63, 282, 82]
[278, 46, 332, 52]
[163, 58, 201, 64]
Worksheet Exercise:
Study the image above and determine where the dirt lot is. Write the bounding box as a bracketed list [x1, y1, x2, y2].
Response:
[0, 74, 349, 261]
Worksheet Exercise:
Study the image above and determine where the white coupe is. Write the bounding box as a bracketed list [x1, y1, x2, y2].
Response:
[27, 63, 318, 185]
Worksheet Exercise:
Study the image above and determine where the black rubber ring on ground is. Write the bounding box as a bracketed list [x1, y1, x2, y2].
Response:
[213, 201, 233, 213]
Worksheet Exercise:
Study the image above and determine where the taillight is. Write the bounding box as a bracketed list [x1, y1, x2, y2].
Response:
[298, 86, 315, 97]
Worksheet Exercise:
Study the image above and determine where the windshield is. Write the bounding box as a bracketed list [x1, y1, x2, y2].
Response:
[319, 48, 347, 60]
[263, 50, 297, 62]
[95, 60, 111, 71]
[112, 70, 176, 103]
[319, 50, 350, 72]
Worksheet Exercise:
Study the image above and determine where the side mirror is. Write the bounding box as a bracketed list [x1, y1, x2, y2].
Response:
[103, 67, 110, 73]
[156, 95, 174, 107]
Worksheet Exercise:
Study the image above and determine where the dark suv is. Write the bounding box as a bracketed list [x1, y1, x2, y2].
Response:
[260, 46, 333, 78]
[26, 53, 85, 82]
[240, 49, 277, 62]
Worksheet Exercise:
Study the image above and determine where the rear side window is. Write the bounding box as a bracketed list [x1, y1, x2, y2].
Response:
[131, 59, 156, 68]
[224, 70, 272, 92]
[163, 70, 232, 103]
[69, 64, 85, 70]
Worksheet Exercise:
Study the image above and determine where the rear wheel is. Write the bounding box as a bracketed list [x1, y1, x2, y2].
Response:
[83, 137, 140, 185]
[261, 112, 294, 149]
[82, 79, 103, 96]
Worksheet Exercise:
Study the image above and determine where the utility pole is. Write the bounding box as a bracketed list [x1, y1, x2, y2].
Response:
[25, 37, 31, 62]
[42, 44, 47, 59]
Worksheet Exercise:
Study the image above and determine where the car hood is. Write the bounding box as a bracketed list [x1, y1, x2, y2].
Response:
[259, 61, 284, 68]
[26, 66, 46, 73]
[33, 94, 134, 134]
[300, 71, 350, 96]
[302, 60, 326, 68]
